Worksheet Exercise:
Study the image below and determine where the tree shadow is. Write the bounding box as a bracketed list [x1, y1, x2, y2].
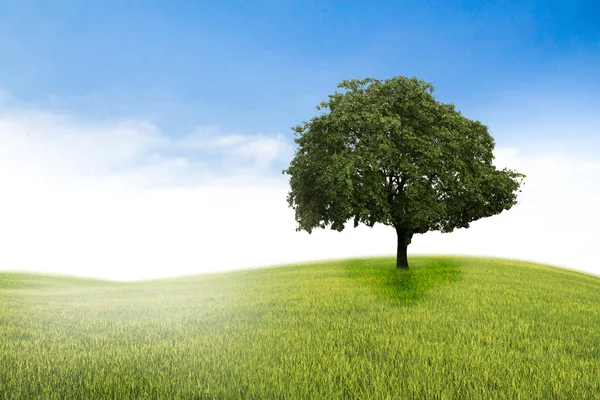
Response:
[344, 256, 463, 304]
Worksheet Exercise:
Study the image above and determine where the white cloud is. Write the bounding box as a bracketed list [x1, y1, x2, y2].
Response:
[0, 105, 598, 280]
[179, 126, 293, 172]
[0, 109, 293, 188]
[411, 147, 600, 276]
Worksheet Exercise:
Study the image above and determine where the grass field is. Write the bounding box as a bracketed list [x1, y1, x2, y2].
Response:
[1, 256, 599, 399]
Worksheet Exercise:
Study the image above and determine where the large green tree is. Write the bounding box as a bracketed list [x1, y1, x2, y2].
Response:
[284, 76, 524, 268]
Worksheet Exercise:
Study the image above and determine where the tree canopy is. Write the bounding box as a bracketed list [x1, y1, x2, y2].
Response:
[284, 76, 524, 268]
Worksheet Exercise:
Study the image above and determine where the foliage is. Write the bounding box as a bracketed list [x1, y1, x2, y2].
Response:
[284, 77, 524, 253]
[1, 258, 600, 399]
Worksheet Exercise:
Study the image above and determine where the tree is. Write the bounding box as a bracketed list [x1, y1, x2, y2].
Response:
[283, 76, 524, 269]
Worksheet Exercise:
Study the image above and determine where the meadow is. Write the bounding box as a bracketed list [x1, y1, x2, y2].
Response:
[1, 256, 599, 399]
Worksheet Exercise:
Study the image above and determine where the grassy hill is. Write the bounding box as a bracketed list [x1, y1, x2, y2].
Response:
[1, 257, 599, 399]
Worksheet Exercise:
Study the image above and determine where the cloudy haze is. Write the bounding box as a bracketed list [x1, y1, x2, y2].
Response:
[1, 105, 598, 281]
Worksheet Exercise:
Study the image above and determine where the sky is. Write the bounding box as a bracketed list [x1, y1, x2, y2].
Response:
[0, 0, 598, 281]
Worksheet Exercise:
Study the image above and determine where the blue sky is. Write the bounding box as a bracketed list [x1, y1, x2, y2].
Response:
[0, 1, 599, 280]
[1, 0, 598, 141]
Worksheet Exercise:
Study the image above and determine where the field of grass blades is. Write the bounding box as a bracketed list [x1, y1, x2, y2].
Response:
[1, 256, 599, 399]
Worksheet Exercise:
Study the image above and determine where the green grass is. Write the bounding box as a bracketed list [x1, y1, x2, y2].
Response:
[1, 256, 599, 399]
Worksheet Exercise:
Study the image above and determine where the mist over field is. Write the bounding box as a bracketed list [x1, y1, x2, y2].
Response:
[2, 257, 600, 398]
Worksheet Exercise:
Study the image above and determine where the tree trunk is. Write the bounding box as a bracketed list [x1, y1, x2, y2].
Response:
[395, 227, 410, 269]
